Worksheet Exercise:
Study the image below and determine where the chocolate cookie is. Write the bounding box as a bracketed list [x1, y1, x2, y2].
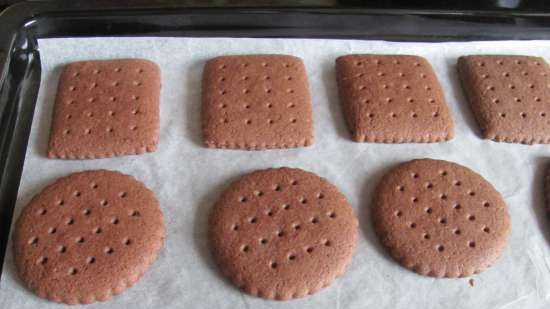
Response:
[48, 59, 161, 159]
[201, 55, 314, 150]
[336, 54, 454, 143]
[372, 159, 510, 277]
[210, 167, 358, 300]
[13, 170, 165, 304]
[458, 55, 550, 144]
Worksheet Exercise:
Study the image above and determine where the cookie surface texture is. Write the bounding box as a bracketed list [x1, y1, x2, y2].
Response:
[201, 55, 314, 150]
[336, 54, 454, 143]
[13, 170, 165, 304]
[48, 59, 161, 159]
[372, 159, 510, 277]
[458, 55, 550, 144]
[209, 167, 358, 300]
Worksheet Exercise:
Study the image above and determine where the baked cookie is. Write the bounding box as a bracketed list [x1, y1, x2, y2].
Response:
[48, 59, 161, 159]
[209, 167, 358, 300]
[201, 55, 314, 150]
[13, 170, 165, 304]
[372, 159, 510, 277]
[336, 54, 454, 143]
[458, 55, 550, 144]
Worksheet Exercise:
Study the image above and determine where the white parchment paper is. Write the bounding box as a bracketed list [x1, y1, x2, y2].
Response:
[1, 37, 549, 309]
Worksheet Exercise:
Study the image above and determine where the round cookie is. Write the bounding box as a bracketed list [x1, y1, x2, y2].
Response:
[210, 167, 358, 300]
[13, 170, 165, 304]
[372, 159, 510, 278]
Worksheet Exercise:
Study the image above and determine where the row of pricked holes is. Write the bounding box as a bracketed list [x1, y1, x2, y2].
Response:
[36, 207, 140, 220]
[268, 239, 332, 269]
[220, 118, 298, 125]
[395, 208, 487, 227]
[476, 59, 541, 66]
[240, 239, 332, 269]
[355, 72, 428, 79]
[218, 62, 292, 69]
[35, 236, 133, 275]
[236, 180, 323, 203]
[231, 208, 336, 233]
[236, 179, 298, 203]
[72, 67, 145, 77]
[219, 75, 294, 82]
[485, 84, 537, 91]
[364, 112, 441, 119]
[397, 175, 486, 199]
[357, 84, 433, 91]
[219, 102, 296, 109]
[62, 125, 138, 135]
[31, 209, 140, 245]
[66, 109, 140, 120]
[239, 235, 332, 253]
[68, 81, 142, 92]
[29, 212, 138, 247]
[218, 88, 295, 95]
[480, 71, 547, 78]
[354, 60, 423, 66]
[499, 112, 547, 119]
[362, 98, 437, 104]
[492, 97, 542, 104]
[395, 204, 484, 222]
[34, 185, 129, 216]
[34, 236, 132, 258]
[67, 95, 140, 105]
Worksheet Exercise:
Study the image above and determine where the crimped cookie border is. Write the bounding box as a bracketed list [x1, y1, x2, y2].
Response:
[47, 144, 158, 160]
[204, 138, 314, 150]
[353, 134, 452, 144]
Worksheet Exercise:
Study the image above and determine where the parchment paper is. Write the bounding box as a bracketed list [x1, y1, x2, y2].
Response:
[1, 37, 549, 309]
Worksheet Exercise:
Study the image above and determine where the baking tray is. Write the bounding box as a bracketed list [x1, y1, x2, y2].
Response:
[2, 0, 550, 279]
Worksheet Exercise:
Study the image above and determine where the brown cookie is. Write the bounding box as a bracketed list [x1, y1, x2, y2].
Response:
[336, 54, 454, 143]
[372, 159, 510, 277]
[209, 167, 358, 300]
[13, 170, 165, 304]
[48, 59, 161, 159]
[458, 55, 550, 144]
[201, 55, 314, 150]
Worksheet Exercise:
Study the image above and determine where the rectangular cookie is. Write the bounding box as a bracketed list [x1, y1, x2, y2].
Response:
[48, 59, 161, 159]
[335, 54, 454, 143]
[201, 54, 314, 150]
[458, 55, 550, 144]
